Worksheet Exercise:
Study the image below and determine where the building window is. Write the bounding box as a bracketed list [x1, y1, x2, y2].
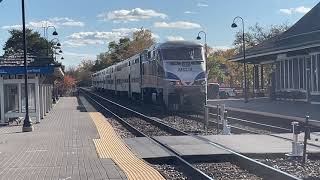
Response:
[284, 60, 289, 89]
[311, 55, 317, 92]
[293, 58, 299, 89]
[276, 62, 280, 90]
[318, 54, 320, 92]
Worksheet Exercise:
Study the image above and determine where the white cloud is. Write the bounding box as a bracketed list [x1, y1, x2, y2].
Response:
[279, 6, 311, 15]
[197, 3, 208, 7]
[62, 51, 96, 67]
[154, 21, 201, 29]
[166, 36, 185, 41]
[99, 8, 167, 22]
[63, 28, 151, 47]
[1, 17, 85, 29]
[184, 11, 197, 14]
[61, 21, 85, 27]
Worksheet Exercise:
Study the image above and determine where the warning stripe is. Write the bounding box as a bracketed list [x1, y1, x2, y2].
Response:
[89, 112, 165, 180]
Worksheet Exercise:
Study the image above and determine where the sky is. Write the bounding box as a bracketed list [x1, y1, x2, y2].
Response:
[0, 0, 319, 67]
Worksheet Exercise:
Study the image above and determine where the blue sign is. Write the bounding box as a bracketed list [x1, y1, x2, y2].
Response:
[0, 66, 55, 75]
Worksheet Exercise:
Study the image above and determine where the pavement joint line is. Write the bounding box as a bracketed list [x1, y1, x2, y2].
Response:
[83, 98, 165, 180]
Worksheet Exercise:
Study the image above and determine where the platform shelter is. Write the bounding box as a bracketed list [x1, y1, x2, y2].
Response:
[0, 65, 63, 125]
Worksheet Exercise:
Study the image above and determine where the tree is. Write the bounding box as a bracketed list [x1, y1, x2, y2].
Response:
[3, 28, 54, 57]
[233, 23, 290, 48]
[56, 75, 76, 95]
[94, 29, 156, 72]
[231, 23, 290, 89]
[65, 60, 95, 87]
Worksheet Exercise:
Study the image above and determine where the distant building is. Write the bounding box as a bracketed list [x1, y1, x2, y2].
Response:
[230, 2, 320, 104]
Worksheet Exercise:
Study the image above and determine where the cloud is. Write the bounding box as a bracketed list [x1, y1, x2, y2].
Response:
[184, 11, 197, 14]
[197, 3, 208, 7]
[99, 8, 167, 22]
[154, 21, 201, 29]
[1, 17, 85, 29]
[63, 28, 151, 47]
[166, 36, 185, 41]
[279, 6, 311, 15]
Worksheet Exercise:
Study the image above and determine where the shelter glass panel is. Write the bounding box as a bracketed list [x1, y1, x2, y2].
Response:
[21, 84, 36, 113]
[4, 84, 19, 113]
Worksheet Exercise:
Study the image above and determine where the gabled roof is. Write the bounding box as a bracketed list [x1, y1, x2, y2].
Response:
[231, 2, 320, 62]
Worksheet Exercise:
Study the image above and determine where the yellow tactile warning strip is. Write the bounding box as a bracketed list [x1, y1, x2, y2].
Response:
[89, 112, 165, 180]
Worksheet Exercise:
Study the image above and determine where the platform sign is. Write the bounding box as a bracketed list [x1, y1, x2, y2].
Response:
[0, 66, 55, 75]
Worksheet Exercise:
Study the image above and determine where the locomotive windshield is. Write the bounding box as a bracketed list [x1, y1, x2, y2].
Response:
[161, 47, 203, 60]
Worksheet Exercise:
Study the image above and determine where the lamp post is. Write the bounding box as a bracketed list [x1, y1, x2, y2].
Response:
[21, 0, 33, 132]
[231, 16, 248, 103]
[42, 23, 58, 57]
[196, 31, 208, 105]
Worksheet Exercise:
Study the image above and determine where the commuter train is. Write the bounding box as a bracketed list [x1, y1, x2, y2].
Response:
[92, 41, 206, 111]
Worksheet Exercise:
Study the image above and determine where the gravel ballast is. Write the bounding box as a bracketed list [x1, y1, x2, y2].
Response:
[194, 162, 263, 180]
[152, 163, 189, 180]
[258, 158, 320, 179]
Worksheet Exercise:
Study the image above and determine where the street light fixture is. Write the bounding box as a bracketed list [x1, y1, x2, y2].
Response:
[231, 16, 248, 103]
[61, 56, 64, 60]
[196, 31, 208, 105]
[21, 0, 33, 132]
[59, 49, 63, 53]
[43, 24, 58, 56]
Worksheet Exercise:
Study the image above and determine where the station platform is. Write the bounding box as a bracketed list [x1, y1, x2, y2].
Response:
[208, 98, 320, 122]
[0, 97, 164, 180]
[126, 134, 320, 158]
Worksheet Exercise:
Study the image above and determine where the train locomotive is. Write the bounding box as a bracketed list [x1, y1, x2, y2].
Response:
[92, 41, 206, 111]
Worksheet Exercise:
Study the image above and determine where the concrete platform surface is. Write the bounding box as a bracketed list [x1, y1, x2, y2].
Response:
[208, 98, 320, 121]
[203, 134, 320, 154]
[145, 135, 320, 156]
[124, 137, 174, 159]
[154, 136, 230, 156]
[273, 132, 320, 147]
[0, 97, 127, 180]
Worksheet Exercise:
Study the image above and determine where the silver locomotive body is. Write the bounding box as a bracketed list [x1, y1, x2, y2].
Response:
[92, 41, 206, 111]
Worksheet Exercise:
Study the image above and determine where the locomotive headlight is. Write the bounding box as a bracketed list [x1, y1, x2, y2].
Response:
[170, 81, 182, 86]
[193, 79, 206, 86]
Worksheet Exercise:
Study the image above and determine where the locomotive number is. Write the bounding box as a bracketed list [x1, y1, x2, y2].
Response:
[178, 67, 192, 72]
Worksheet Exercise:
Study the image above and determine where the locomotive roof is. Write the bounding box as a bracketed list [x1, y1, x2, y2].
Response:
[157, 41, 203, 49]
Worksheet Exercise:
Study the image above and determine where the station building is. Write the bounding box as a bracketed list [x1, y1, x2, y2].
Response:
[0, 55, 64, 125]
[231, 2, 320, 104]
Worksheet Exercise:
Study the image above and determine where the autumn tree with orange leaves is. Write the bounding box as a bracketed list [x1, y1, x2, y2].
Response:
[56, 75, 76, 95]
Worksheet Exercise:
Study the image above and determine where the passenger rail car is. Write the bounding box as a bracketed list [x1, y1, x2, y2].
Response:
[92, 41, 206, 110]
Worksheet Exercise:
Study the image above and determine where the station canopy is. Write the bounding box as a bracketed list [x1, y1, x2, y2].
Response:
[0, 53, 64, 78]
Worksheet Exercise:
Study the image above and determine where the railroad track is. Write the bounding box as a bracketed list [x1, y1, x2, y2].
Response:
[81, 88, 299, 180]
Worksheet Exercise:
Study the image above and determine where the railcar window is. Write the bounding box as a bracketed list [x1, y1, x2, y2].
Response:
[191, 61, 203, 65]
[169, 62, 182, 65]
[161, 47, 203, 60]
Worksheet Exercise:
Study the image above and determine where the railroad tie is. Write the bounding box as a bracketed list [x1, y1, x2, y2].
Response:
[89, 112, 165, 180]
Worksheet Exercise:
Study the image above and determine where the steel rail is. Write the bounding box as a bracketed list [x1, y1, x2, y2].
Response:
[81, 88, 300, 180]
[81, 89, 213, 180]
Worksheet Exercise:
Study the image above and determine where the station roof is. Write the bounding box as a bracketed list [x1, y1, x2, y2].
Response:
[0, 53, 64, 78]
[230, 2, 320, 63]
